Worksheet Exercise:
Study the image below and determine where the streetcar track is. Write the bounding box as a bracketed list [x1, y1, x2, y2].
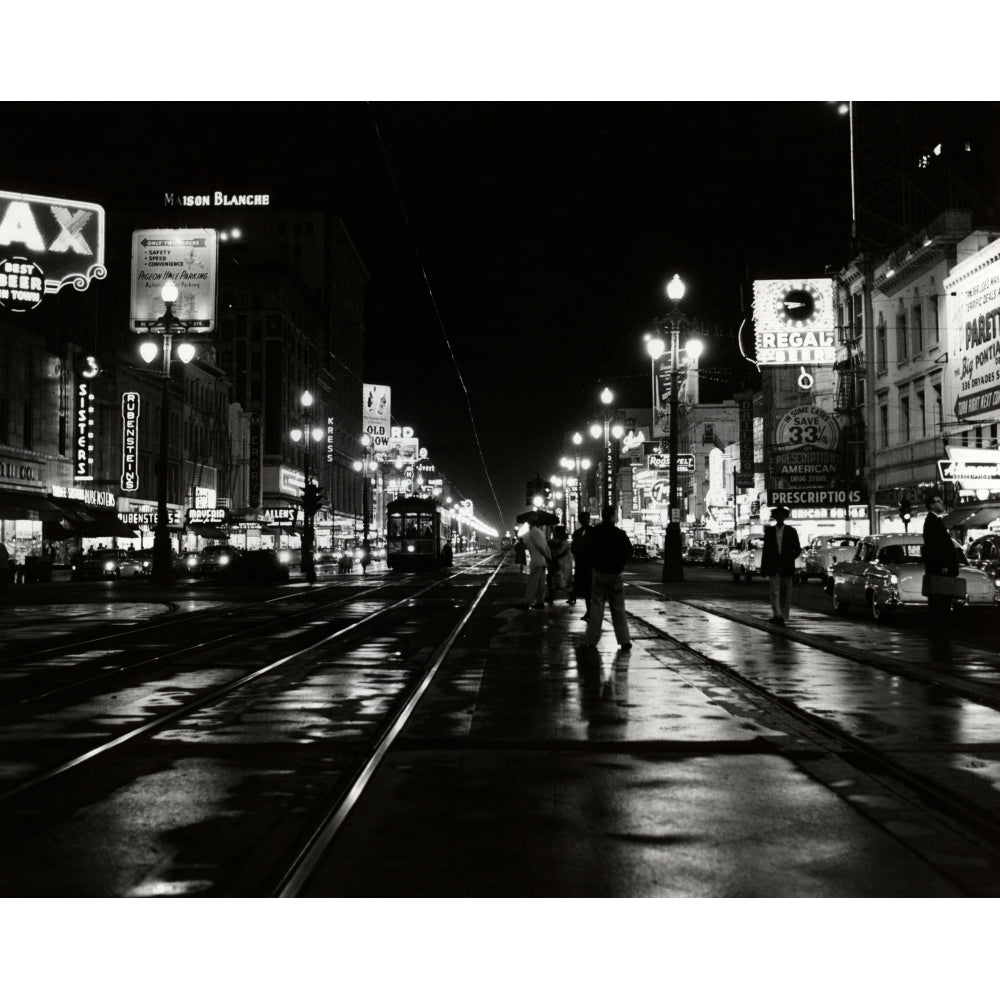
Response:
[272, 559, 505, 896]
[0, 570, 489, 807]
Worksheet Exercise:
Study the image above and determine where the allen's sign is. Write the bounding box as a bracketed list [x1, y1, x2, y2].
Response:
[0, 191, 106, 310]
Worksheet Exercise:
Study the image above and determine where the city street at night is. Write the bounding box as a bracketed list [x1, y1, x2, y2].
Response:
[4, 17, 1000, 995]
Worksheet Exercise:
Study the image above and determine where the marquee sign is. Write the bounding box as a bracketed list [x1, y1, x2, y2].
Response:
[130, 228, 219, 333]
[121, 393, 140, 492]
[0, 191, 107, 311]
[187, 507, 228, 525]
[938, 446, 1000, 490]
[768, 487, 867, 506]
[752, 278, 836, 365]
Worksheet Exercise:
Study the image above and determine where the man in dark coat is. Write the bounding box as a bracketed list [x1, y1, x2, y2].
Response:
[760, 505, 801, 625]
[579, 506, 633, 650]
[922, 493, 959, 637]
[570, 511, 592, 618]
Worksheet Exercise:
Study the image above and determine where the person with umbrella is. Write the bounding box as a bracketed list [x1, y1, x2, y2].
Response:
[516, 510, 554, 609]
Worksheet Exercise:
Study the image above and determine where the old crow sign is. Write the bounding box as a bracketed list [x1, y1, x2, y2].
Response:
[0, 190, 107, 310]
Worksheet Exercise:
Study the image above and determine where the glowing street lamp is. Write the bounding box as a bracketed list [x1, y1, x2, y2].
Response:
[659, 274, 704, 583]
[138, 279, 195, 587]
[591, 388, 624, 511]
[289, 389, 325, 584]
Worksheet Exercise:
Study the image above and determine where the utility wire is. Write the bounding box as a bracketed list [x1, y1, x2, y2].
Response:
[369, 106, 506, 531]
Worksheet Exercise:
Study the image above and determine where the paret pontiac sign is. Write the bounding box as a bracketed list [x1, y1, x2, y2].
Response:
[0, 190, 106, 311]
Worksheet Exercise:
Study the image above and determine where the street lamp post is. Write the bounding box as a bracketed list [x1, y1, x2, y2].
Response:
[138, 280, 195, 587]
[290, 389, 324, 584]
[353, 434, 378, 548]
[660, 274, 703, 583]
[590, 388, 624, 512]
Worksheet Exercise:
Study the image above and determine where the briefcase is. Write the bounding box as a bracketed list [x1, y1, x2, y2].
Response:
[921, 574, 967, 598]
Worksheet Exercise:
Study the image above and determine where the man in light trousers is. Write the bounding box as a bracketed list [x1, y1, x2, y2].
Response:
[520, 521, 551, 609]
[580, 506, 632, 649]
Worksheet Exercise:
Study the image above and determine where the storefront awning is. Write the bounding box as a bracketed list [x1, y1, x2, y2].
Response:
[190, 524, 228, 540]
[942, 502, 1000, 529]
[46, 497, 138, 538]
[0, 489, 64, 521]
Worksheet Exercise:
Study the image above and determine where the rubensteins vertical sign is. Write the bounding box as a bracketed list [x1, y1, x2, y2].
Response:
[944, 236, 1000, 423]
[121, 393, 140, 491]
[0, 190, 107, 312]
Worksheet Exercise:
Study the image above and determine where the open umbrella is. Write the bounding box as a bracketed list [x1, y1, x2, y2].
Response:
[515, 509, 559, 526]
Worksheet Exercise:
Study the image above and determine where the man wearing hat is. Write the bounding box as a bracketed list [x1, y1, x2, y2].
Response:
[760, 504, 801, 625]
[922, 493, 959, 638]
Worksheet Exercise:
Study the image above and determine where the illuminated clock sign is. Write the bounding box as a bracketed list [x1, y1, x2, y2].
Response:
[0, 191, 107, 309]
[752, 278, 836, 365]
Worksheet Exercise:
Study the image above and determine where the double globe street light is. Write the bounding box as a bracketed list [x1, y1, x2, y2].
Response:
[657, 274, 703, 583]
[138, 279, 196, 587]
[590, 388, 624, 512]
[289, 389, 325, 584]
[353, 435, 379, 550]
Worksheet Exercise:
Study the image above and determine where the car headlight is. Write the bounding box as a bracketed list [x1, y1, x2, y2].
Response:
[355, 548, 364, 560]
[104, 561, 116, 572]
[407, 544, 415, 553]
[186, 556, 197, 567]
[219, 555, 229, 566]
[889, 574, 899, 586]
[278, 550, 290, 563]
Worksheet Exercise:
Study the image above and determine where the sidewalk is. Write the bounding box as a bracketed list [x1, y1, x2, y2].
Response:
[299, 567, 987, 896]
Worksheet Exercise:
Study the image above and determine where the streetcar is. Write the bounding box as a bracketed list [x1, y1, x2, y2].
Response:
[386, 497, 454, 570]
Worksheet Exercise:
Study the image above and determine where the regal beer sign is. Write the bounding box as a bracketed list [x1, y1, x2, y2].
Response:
[0, 191, 107, 311]
[752, 278, 836, 365]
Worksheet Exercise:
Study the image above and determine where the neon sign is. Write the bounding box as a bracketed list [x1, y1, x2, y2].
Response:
[121, 393, 140, 492]
[0, 191, 106, 307]
[75, 378, 95, 482]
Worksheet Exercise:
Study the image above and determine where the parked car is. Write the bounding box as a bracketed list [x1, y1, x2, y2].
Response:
[831, 533, 1000, 622]
[709, 539, 732, 570]
[729, 536, 765, 582]
[186, 544, 243, 576]
[683, 545, 707, 565]
[966, 534, 1000, 580]
[71, 548, 147, 581]
[801, 534, 861, 588]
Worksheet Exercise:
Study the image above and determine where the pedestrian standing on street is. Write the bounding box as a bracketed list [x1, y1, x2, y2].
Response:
[546, 524, 571, 603]
[580, 505, 633, 650]
[518, 520, 551, 609]
[922, 493, 959, 640]
[760, 505, 801, 625]
[570, 511, 592, 617]
[0, 541, 10, 606]
[513, 535, 528, 574]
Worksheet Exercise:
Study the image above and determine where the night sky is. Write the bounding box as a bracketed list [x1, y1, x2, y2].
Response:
[5, 93, 995, 533]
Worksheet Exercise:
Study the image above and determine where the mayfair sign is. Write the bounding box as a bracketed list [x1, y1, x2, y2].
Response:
[0, 191, 107, 311]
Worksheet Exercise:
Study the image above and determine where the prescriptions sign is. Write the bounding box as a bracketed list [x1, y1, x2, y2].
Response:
[944, 238, 1000, 422]
[130, 228, 218, 333]
[0, 190, 106, 311]
[752, 278, 836, 365]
